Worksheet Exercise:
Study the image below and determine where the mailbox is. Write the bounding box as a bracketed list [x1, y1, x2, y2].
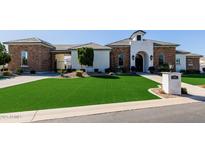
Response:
[162, 72, 181, 95]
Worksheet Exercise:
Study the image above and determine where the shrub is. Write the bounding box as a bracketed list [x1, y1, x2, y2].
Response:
[0, 68, 8, 71]
[186, 70, 200, 74]
[3, 71, 12, 76]
[30, 70, 36, 74]
[78, 47, 94, 67]
[16, 68, 23, 75]
[71, 69, 76, 72]
[80, 69, 86, 72]
[94, 68, 99, 73]
[181, 87, 188, 94]
[180, 70, 186, 74]
[76, 71, 83, 77]
[158, 63, 170, 72]
[203, 68, 205, 73]
[130, 66, 136, 72]
[148, 66, 155, 74]
[105, 68, 111, 73]
[67, 69, 72, 73]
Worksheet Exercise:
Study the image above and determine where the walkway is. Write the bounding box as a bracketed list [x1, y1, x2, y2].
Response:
[138, 73, 205, 101]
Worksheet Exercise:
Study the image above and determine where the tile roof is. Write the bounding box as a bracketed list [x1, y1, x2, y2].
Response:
[107, 38, 179, 46]
[3, 37, 55, 48]
[176, 50, 203, 57]
[176, 50, 191, 54]
[186, 53, 203, 57]
[106, 38, 131, 46]
[147, 39, 180, 46]
[71, 42, 111, 50]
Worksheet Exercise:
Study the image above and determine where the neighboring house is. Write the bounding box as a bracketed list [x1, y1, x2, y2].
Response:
[176, 50, 202, 72]
[200, 57, 205, 72]
[3, 30, 202, 73]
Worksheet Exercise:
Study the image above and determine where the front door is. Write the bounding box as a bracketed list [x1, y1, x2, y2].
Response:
[135, 54, 143, 72]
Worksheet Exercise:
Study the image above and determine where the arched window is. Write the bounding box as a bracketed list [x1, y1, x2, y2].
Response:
[159, 53, 165, 65]
[21, 51, 28, 66]
[118, 53, 124, 67]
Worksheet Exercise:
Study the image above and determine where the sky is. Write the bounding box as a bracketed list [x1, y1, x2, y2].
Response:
[0, 30, 204, 56]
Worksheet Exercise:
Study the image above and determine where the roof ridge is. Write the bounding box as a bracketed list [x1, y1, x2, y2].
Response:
[71, 42, 92, 48]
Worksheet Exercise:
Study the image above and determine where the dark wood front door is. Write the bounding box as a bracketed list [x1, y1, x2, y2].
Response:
[135, 54, 143, 72]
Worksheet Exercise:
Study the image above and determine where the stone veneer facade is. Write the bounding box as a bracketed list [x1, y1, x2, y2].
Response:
[8, 44, 53, 72]
[186, 56, 200, 71]
[109, 46, 177, 72]
[153, 46, 176, 70]
[110, 46, 130, 72]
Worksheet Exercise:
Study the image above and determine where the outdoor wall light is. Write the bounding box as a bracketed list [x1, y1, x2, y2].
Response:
[132, 55, 135, 60]
[150, 55, 153, 61]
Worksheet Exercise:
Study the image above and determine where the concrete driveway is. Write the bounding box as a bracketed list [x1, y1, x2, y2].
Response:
[0, 73, 58, 89]
[138, 73, 205, 101]
[36, 102, 205, 123]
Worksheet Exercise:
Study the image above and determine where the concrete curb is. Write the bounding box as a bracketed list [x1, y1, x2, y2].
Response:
[0, 97, 199, 123]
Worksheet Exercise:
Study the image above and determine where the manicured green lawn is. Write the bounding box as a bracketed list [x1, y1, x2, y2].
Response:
[0, 75, 159, 113]
[182, 74, 205, 85]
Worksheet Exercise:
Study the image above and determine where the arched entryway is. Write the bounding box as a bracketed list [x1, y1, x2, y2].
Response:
[135, 51, 149, 72]
[135, 54, 143, 72]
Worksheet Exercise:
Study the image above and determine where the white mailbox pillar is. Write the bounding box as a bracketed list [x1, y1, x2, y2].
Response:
[162, 72, 181, 95]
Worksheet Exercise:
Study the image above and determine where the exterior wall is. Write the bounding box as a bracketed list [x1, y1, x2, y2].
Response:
[55, 54, 65, 69]
[176, 54, 187, 72]
[200, 57, 205, 72]
[153, 46, 176, 71]
[186, 57, 200, 71]
[130, 40, 153, 72]
[110, 46, 130, 72]
[71, 50, 110, 72]
[8, 44, 52, 72]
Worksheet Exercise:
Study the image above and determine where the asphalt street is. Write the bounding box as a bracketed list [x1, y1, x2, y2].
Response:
[36, 102, 205, 123]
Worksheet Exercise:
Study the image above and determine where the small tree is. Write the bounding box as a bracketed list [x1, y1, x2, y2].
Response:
[0, 42, 11, 71]
[77, 47, 94, 68]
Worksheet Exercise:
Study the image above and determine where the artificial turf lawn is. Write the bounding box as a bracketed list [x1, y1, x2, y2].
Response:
[0, 75, 159, 113]
[182, 74, 205, 85]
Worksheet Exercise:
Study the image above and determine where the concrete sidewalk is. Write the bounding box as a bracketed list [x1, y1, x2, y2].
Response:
[0, 97, 200, 123]
[138, 73, 205, 101]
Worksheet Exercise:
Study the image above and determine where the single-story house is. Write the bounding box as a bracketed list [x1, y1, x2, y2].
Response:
[3, 30, 202, 73]
[200, 57, 205, 72]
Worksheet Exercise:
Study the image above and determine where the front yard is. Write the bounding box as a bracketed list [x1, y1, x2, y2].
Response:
[182, 74, 205, 85]
[0, 75, 159, 113]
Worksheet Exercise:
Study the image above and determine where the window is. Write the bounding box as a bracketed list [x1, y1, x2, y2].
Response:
[21, 51, 28, 66]
[159, 53, 165, 65]
[118, 53, 124, 66]
[187, 59, 193, 66]
[137, 35, 141, 41]
[176, 58, 181, 65]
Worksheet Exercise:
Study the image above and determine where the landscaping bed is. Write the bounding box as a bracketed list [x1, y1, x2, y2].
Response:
[0, 75, 159, 113]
